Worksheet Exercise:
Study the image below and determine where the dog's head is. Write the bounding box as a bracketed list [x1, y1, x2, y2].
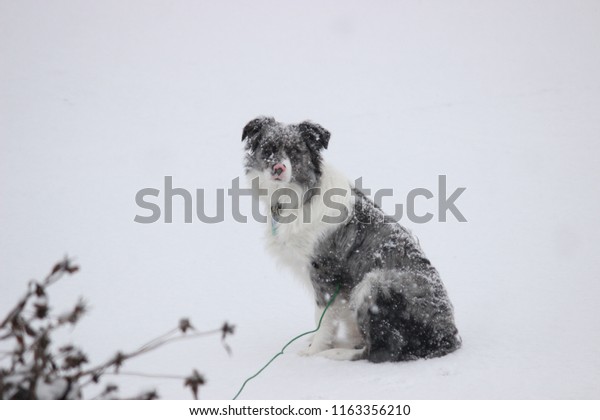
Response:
[242, 117, 330, 192]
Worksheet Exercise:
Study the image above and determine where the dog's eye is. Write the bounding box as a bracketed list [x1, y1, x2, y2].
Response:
[311, 261, 320, 269]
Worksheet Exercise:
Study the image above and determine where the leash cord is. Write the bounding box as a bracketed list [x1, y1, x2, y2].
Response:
[232, 284, 341, 400]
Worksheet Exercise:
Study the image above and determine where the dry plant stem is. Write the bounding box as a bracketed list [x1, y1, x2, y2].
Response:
[0, 257, 233, 400]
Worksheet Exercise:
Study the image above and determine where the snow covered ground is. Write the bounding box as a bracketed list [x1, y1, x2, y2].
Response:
[1, 0, 599, 399]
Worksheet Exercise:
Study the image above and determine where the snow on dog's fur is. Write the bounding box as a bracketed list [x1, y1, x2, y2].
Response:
[242, 116, 461, 362]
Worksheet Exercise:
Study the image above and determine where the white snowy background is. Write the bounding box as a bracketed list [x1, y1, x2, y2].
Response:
[1, 0, 599, 399]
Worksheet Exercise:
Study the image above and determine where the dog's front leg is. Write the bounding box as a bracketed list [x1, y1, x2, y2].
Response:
[299, 303, 340, 356]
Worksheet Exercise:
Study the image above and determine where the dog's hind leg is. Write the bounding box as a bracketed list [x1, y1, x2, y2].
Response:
[352, 269, 461, 362]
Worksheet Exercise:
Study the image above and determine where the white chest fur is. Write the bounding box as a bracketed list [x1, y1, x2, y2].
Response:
[249, 163, 354, 284]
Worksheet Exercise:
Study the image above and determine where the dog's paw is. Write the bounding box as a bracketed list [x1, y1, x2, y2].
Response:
[297, 344, 324, 357]
[316, 348, 365, 361]
[298, 340, 337, 357]
[298, 344, 320, 357]
[297, 347, 312, 357]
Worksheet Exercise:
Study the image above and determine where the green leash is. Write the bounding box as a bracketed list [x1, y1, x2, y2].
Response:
[232, 284, 341, 400]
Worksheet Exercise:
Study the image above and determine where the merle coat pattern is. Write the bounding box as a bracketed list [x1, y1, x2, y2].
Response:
[242, 116, 461, 362]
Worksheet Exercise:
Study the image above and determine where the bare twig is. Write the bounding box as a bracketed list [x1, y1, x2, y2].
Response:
[0, 257, 234, 400]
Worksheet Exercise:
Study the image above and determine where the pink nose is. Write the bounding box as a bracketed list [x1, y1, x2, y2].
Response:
[272, 163, 286, 176]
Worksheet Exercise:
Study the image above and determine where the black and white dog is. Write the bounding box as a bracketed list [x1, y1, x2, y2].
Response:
[242, 117, 461, 362]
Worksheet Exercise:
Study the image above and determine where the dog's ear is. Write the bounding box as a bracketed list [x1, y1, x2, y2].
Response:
[242, 116, 275, 150]
[299, 121, 330, 151]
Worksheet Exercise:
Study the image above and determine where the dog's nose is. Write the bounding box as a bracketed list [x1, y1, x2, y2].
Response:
[272, 163, 286, 176]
